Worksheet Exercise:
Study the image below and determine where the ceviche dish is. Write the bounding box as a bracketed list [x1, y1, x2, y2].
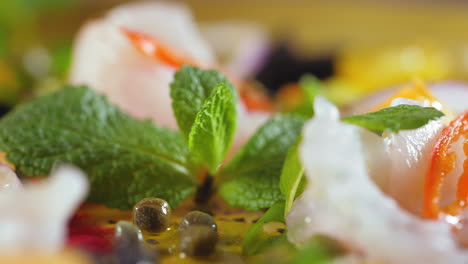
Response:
[2, 1, 468, 264]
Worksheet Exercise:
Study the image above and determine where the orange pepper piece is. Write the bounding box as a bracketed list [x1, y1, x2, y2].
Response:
[423, 111, 468, 222]
[374, 79, 443, 111]
[121, 27, 197, 68]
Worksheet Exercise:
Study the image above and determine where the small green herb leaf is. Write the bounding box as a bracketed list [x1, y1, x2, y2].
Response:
[290, 236, 341, 264]
[242, 203, 287, 256]
[0, 86, 195, 209]
[188, 83, 237, 173]
[342, 104, 444, 135]
[170, 65, 235, 140]
[279, 137, 306, 217]
[219, 115, 306, 210]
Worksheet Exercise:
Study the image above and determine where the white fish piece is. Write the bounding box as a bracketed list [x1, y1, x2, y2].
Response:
[70, 2, 215, 130]
[287, 97, 467, 264]
[0, 165, 88, 253]
[0, 164, 21, 191]
[383, 98, 443, 214]
[358, 122, 389, 192]
[343, 96, 443, 214]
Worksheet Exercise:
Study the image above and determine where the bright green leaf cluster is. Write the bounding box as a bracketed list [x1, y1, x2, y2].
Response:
[0, 86, 195, 209]
[219, 115, 306, 210]
[171, 66, 237, 174]
[172, 66, 305, 211]
[0, 65, 305, 212]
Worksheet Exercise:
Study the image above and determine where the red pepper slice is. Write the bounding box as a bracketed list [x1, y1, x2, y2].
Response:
[423, 111, 468, 221]
[121, 27, 196, 68]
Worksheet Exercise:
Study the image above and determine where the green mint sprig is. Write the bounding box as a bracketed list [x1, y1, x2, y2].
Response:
[0, 86, 195, 209]
[0, 66, 304, 211]
[171, 66, 305, 210]
[171, 66, 237, 174]
[219, 114, 305, 210]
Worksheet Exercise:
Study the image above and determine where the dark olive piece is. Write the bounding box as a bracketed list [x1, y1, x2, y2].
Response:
[179, 225, 218, 256]
[179, 211, 217, 232]
[132, 198, 172, 233]
[114, 221, 158, 264]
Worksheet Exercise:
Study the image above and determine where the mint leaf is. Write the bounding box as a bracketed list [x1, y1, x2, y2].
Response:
[0, 86, 195, 209]
[279, 137, 306, 217]
[341, 104, 444, 135]
[243, 203, 287, 256]
[188, 84, 237, 174]
[219, 115, 306, 210]
[290, 236, 340, 264]
[170, 65, 235, 140]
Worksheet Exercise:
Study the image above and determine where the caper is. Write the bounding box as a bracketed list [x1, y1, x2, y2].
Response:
[179, 211, 217, 232]
[179, 225, 218, 256]
[114, 221, 158, 264]
[132, 198, 171, 233]
[115, 221, 144, 245]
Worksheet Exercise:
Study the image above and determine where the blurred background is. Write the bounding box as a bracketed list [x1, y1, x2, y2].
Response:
[2, 0, 468, 109]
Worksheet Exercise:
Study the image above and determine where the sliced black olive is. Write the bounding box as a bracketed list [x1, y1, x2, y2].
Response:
[179, 225, 218, 256]
[114, 221, 158, 264]
[132, 197, 171, 233]
[179, 211, 217, 232]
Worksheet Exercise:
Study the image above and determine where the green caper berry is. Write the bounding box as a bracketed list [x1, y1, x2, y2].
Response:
[132, 197, 171, 233]
[179, 211, 217, 232]
[179, 225, 218, 256]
